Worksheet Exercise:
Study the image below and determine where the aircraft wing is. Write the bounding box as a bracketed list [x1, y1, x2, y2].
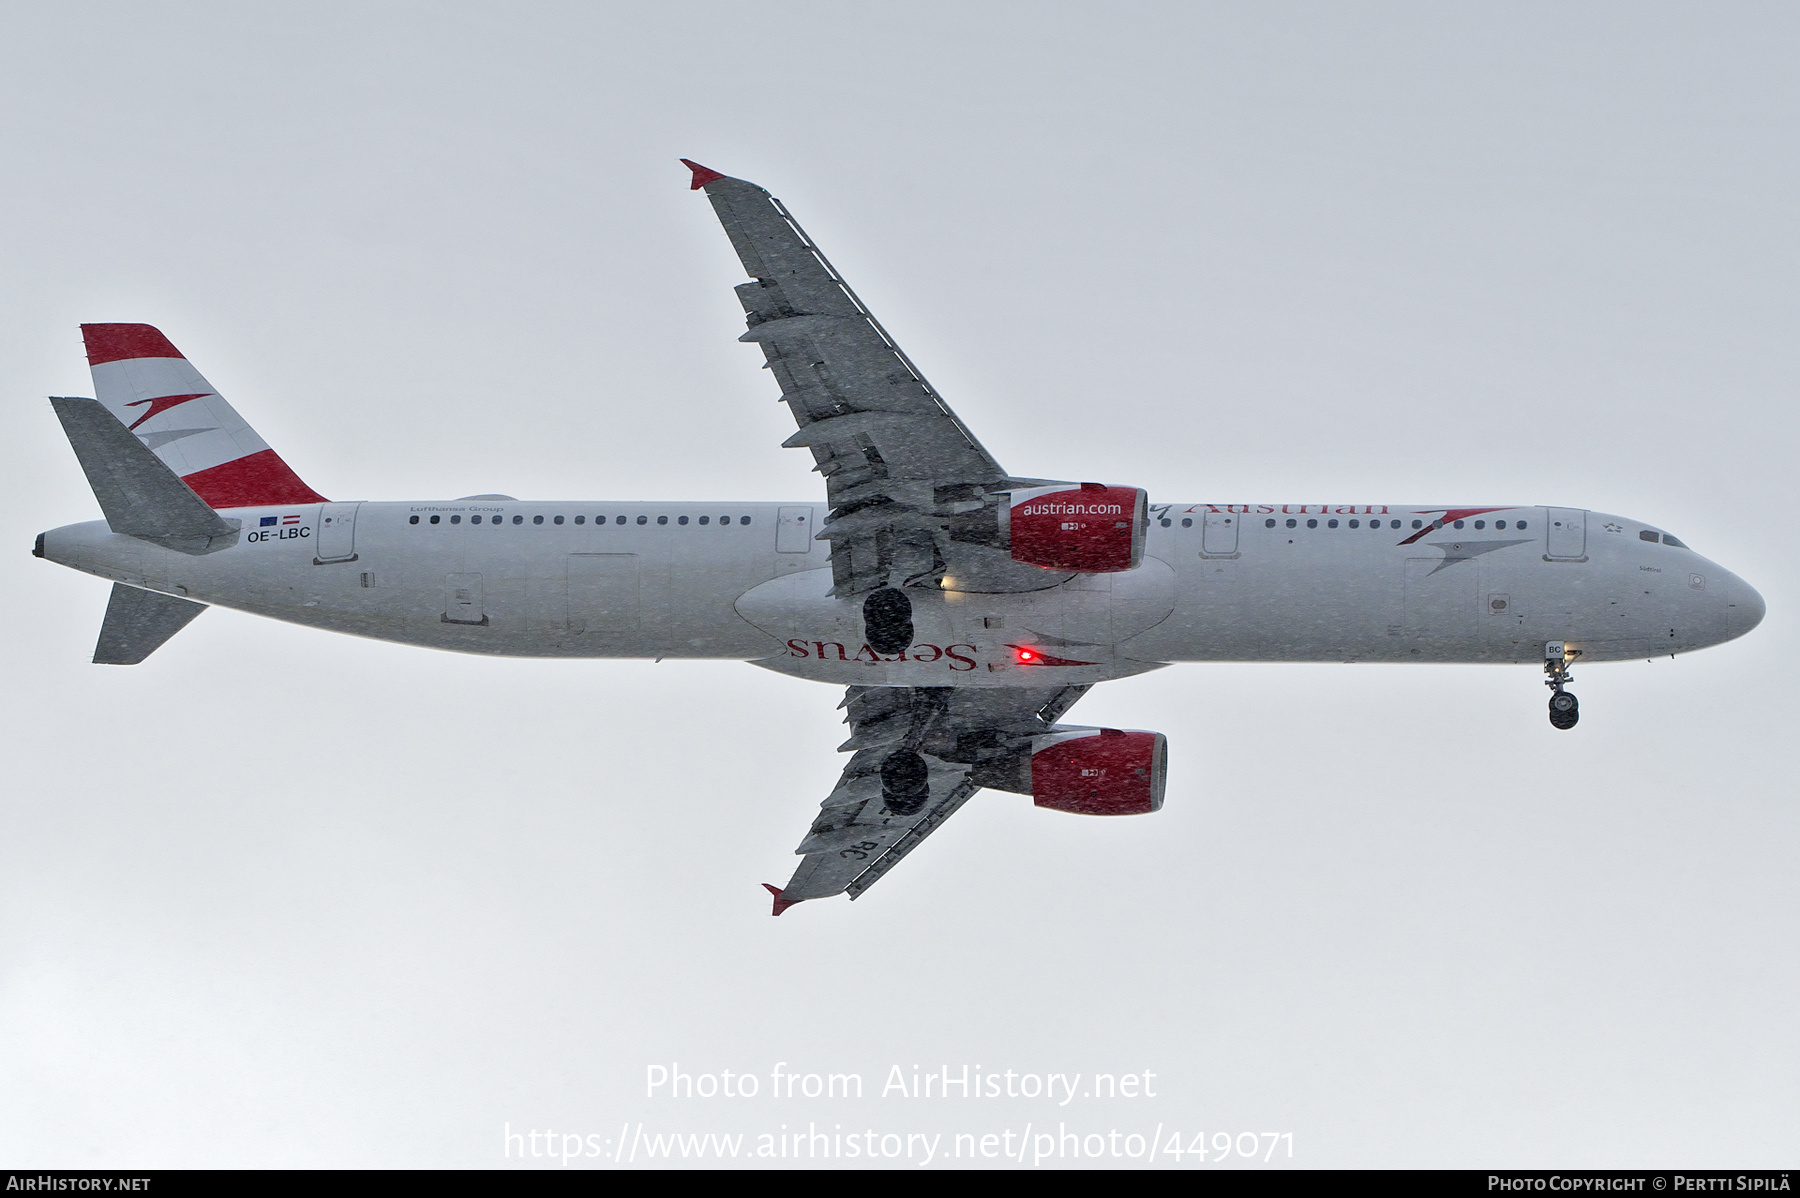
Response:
[766, 682, 1089, 913]
[686, 161, 1061, 597]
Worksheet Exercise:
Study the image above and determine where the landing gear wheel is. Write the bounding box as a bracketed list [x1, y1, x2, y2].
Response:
[1543, 644, 1582, 731]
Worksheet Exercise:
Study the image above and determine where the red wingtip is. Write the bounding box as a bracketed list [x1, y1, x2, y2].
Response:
[681, 159, 727, 190]
[762, 883, 802, 916]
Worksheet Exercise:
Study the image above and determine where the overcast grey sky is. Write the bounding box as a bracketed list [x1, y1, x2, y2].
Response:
[2, 1, 1794, 1168]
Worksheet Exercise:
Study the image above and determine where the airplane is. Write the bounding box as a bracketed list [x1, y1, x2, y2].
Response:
[33, 160, 1767, 914]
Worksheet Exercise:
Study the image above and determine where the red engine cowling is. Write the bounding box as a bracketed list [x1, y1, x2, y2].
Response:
[1007, 483, 1147, 573]
[1030, 728, 1167, 815]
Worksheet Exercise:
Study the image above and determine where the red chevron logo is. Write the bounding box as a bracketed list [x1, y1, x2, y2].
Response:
[125, 392, 210, 431]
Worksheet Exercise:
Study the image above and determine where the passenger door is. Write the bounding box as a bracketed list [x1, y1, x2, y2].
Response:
[1201, 511, 1239, 557]
[1545, 508, 1587, 560]
[315, 502, 360, 563]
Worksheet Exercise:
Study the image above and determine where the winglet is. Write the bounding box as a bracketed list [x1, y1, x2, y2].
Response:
[762, 883, 802, 916]
[681, 159, 727, 190]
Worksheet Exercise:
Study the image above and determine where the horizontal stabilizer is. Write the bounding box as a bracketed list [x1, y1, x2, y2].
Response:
[50, 397, 238, 548]
[93, 583, 206, 665]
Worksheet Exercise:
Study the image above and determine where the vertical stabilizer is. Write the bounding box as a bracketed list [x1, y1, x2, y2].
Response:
[81, 324, 326, 508]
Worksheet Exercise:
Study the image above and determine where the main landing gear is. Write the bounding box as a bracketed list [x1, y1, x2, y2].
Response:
[1544, 641, 1581, 730]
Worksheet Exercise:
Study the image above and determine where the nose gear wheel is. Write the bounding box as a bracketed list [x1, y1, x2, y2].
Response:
[1544, 648, 1582, 731]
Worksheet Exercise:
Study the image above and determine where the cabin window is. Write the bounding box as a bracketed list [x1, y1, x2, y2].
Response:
[1328, 519, 1339, 528]
[1306, 518, 1318, 529]
[678, 515, 689, 525]
[1411, 519, 1422, 529]
[1285, 518, 1297, 528]
[1348, 519, 1359, 528]
[1453, 520, 1464, 529]
[1495, 520, 1507, 529]
[1265, 518, 1276, 528]
[409, 515, 419, 525]
[1516, 520, 1527, 529]
[741, 516, 752, 525]
[471, 515, 483, 524]
[512, 515, 523, 525]
[616, 516, 626, 525]
[1390, 519, 1401, 529]
[1474, 520, 1485, 529]
[553, 515, 564, 525]
[429, 515, 440, 525]
[574, 516, 585, 525]
[1181, 517, 1192, 528]
[698, 516, 710, 525]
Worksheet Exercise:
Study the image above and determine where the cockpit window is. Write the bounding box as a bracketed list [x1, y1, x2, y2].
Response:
[1640, 529, 1659, 542]
[1662, 533, 1689, 549]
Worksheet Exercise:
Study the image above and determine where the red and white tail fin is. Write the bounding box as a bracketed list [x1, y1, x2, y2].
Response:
[81, 323, 326, 508]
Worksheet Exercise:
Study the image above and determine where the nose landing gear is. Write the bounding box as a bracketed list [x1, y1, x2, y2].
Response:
[1544, 642, 1581, 730]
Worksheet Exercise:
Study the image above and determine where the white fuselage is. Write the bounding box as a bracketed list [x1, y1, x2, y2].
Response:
[39, 499, 1765, 682]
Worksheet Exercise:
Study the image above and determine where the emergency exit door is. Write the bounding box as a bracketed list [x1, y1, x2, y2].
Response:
[776, 506, 813, 553]
[566, 554, 640, 633]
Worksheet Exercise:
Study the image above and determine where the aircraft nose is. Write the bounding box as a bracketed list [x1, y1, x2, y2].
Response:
[1729, 577, 1767, 639]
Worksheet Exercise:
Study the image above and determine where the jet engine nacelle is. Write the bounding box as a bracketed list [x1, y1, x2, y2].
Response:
[1005, 483, 1147, 573]
[1030, 728, 1167, 815]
